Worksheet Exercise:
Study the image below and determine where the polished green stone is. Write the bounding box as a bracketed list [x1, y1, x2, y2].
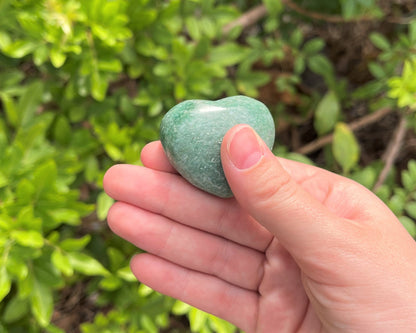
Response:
[160, 95, 275, 198]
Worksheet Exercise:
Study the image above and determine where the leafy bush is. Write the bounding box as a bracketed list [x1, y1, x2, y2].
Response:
[0, 0, 415, 332]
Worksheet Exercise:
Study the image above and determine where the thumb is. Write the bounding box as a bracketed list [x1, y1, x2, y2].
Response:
[221, 125, 343, 256]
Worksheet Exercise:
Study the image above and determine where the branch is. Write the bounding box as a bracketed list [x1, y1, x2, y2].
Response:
[280, 0, 378, 23]
[222, 1, 412, 34]
[295, 107, 394, 155]
[222, 5, 268, 34]
[373, 116, 408, 191]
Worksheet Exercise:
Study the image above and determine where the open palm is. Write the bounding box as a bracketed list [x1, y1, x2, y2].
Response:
[104, 134, 416, 332]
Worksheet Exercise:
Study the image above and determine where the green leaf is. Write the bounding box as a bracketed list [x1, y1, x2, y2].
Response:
[99, 275, 122, 291]
[209, 314, 236, 333]
[2, 40, 36, 58]
[0, 31, 11, 49]
[3, 296, 29, 323]
[1, 93, 19, 127]
[30, 275, 53, 327]
[408, 160, 416, 178]
[138, 283, 153, 297]
[314, 91, 341, 135]
[17, 81, 44, 128]
[0, 266, 11, 302]
[141, 315, 158, 333]
[332, 123, 360, 173]
[33, 160, 57, 196]
[51, 250, 73, 276]
[153, 63, 171, 77]
[209, 43, 249, 67]
[0, 171, 8, 188]
[148, 101, 163, 117]
[186, 16, 201, 40]
[6, 256, 28, 281]
[33, 259, 63, 289]
[389, 193, 406, 216]
[290, 28, 304, 48]
[405, 202, 416, 220]
[84, 155, 99, 183]
[368, 62, 386, 79]
[11, 230, 44, 248]
[303, 38, 325, 55]
[307, 54, 334, 83]
[116, 266, 137, 282]
[98, 59, 123, 73]
[53, 116, 72, 145]
[293, 57, 305, 74]
[174, 82, 187, 100]
[200, 17, 217, 39]
[172, 300, 191, 315]
[341, 0, 357, 19]
[351, 166, 377, 189]
[263, 0, 283, 16]
[50, 49, 66, 68]
[44, 324, 66, 333]
[189, 307, 208, 332]
[49, 209, 81, 226]
[370, 32, 391, 51]
[91, 71, 108, 101]
[399, 216, 416, 237]
[67, 252, 110, 276]
[60, 235, 91, 251]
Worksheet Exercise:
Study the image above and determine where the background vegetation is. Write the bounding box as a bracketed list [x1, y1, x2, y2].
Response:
[0, 0, 415, 332]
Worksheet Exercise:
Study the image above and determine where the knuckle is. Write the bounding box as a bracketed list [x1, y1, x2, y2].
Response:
[252, 169, 297, 210]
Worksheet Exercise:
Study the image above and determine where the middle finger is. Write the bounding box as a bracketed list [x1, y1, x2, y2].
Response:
[108, 201, 265, 290]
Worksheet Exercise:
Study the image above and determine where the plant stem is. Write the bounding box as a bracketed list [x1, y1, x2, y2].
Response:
[373, 115, 408, 191]
[296, 107, 394, 155]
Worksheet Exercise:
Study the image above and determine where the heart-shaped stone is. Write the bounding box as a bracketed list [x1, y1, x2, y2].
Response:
[160, 95, 275, 198]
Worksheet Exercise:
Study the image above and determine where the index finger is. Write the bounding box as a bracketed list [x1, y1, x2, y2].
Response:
[103, 164, 273, 251]
[141, 140, 340, 205]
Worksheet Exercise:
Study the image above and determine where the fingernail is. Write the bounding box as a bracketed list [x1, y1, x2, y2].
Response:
[227, 126, 264, 170]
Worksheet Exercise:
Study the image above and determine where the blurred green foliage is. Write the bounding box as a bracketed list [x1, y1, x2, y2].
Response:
[0, 0, 415, 332]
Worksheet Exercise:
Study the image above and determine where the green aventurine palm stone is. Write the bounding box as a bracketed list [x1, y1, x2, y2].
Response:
[160, 95, 275, 198]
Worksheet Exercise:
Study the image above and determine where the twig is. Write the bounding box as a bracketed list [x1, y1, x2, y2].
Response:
[295, 107, 394, 155]
[222, 1, 411, 34]
[281, 0, 377, 23]
[222, 4, 267, 34]
[282, 0, 412, 24]
[373, 115, 408, 191]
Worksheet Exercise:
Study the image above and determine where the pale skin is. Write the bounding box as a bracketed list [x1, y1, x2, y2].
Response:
[103, 124, 416, 332]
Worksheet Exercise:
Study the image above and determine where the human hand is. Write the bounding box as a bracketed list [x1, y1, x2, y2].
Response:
[103, 124, 416, 332]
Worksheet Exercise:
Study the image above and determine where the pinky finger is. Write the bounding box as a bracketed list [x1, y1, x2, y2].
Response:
[130, 253, 257, 332]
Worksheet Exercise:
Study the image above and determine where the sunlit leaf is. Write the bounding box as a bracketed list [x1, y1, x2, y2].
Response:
[399, 216, 416, 237]
[0, 266, 11, 302]
[60, 235, 91, 252]
[405, 202, 416, 220]
[314, 91, 341, 135]
[370, 32, 391, 50]
[11, 230, 44, 248]
[332, 123, 360, 173]
[3, 296, 29, 324]
[67, 252, 110, 276]
[30, 275, 53, 327]
[97, 192, 114, 220]
[209, 314, 236, 333]
[189, 307, 208, 332]
[50, 49, 66, 68]
[99, 275, 122, 291]
[51, 250, 73, 276]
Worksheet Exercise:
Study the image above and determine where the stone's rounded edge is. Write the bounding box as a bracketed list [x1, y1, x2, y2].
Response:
[159, 96, 276, 199]
[221, 95, 276, 152]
